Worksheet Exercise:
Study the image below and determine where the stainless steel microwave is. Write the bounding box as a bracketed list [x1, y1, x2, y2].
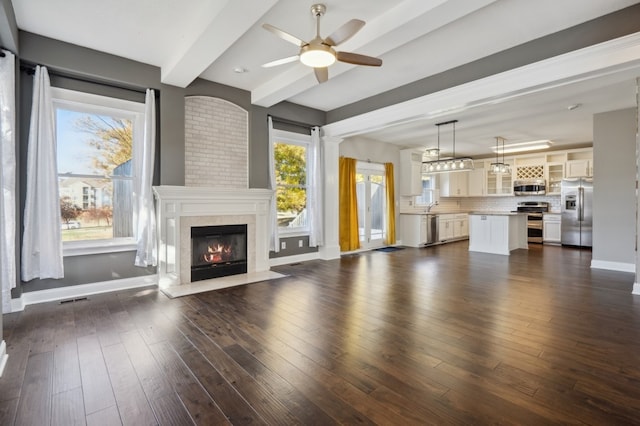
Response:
[513, 179, 546, 195]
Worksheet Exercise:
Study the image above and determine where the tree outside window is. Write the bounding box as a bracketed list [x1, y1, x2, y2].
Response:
[275, 141, 308, 230]
[53, 88, 142, 243]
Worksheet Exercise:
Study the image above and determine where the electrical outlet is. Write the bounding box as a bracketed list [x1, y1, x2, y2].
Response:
[281, 241, 286, 250]
[298, 239, 303, 248]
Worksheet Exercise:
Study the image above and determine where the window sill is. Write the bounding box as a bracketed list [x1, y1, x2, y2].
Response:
[278, 229, 310, 238]
[63, 239, 137, 257]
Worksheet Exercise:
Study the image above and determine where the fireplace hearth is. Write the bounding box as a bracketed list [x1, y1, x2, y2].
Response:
[191, 224, 247, 282]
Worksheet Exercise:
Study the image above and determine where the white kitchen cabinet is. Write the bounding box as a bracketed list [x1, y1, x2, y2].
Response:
[467, 166, 485, 196]
[565, 159, 592, 178]
[453, 214, 469, 238]
[400, 214, 428, 247]
[439, 215, 454, 240]
[543, 214, 561, 244]
[439, 213, 468, 241]
[468, 213, 528, 255]
[400, 150, 423, 195]
[546, 162, 564, 194]
[439, 172, 468, 197]
[485, 160, 513, 196]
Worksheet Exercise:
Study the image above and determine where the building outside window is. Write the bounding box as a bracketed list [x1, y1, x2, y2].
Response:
[273, 131, 310, 234]
[52, 88, 144, 248]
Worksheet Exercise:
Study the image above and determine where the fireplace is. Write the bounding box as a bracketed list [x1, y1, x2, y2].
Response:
[191, 224, 247, 282]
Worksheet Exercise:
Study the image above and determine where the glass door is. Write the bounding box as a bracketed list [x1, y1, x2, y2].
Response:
[356, 163, 387, 249]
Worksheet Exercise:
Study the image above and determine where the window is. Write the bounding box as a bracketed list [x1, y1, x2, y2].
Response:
[415, 174, 438, 205]
[52, 88, 144, 253]
[273, 130, 310, 234]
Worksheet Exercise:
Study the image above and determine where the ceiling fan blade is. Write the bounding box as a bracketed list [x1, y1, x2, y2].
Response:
[262, 55, 300, 68]
[325, 19, 365, 46]
[314, 67, 328, 84]
[262, 23, 306, 47]
[336, 51, 382, 66]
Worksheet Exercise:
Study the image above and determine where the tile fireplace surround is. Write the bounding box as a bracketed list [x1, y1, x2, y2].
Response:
[153, 186, 281, 297]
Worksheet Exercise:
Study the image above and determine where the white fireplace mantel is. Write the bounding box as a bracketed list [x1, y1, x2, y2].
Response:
[153, 186, 273, 291]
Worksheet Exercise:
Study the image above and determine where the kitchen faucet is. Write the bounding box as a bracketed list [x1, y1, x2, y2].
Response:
[425, 201, 439, 212]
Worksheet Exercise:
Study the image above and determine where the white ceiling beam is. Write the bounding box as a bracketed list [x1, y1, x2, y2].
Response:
[322, 33, 640, 139]
[251, 0, 498, 107]
[162, 0, 279, 88]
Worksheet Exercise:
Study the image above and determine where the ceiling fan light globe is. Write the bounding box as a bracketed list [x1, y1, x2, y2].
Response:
[300, 45, 336, 68]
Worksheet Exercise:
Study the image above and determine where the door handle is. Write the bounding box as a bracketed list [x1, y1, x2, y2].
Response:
[578, 187, 584, 221]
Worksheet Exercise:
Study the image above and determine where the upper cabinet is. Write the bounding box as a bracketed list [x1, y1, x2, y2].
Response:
[467, 162, 485, 197]
[418, 147, 592, 198]
[565, 159, 593, 178]
[485, 159, 514, 196]
[399, 149, 423, 195]
[439, 172, 468, 197]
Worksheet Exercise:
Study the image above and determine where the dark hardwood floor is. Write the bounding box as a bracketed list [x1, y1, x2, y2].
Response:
[2, 242, 640, 425]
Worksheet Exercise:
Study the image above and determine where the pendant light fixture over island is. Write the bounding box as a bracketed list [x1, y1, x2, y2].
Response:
[422, 120, 474, 174]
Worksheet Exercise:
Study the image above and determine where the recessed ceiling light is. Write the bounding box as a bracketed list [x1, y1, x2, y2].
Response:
[567, 103, 581, 111]
[233, 67, 248, 74]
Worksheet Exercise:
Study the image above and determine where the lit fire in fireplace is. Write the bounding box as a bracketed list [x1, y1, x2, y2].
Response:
[203, 244, 232, 264]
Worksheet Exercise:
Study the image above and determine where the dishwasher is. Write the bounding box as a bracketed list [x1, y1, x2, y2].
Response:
[422, 215, 439, 245]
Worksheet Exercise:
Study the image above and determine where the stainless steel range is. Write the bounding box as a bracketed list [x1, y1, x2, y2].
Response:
[515, 201, 549, 243]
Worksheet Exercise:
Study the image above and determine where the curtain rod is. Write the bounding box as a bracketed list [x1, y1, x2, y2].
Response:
[19, 60, 149, 95]
[268, 114, 320, 129]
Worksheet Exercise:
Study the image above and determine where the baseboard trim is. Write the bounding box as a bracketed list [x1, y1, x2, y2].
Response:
[269, 252, 320, 267]
[318, 244, 341, 260]
[590, 260, 635, 273]
[0, 341, 7, 378]
[9, 275, 159, 312]
[633, 283, 640, 295]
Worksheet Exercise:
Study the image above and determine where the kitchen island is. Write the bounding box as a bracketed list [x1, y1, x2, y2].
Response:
[468, 212, 528, 255]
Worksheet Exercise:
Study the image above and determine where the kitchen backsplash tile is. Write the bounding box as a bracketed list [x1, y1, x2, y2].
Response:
[400, 195, 561, 214]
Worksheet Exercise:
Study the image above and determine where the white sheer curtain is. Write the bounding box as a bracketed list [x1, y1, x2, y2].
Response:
[308, 126, 323, 247]
[133, 89, 157, 267]
[22, 66, 64, 281]
[0, 50, 17, 311]
[268, 116, 279, 252]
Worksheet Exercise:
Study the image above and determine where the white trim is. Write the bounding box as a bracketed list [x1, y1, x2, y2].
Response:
[590, 260, 635, 273]
[633, 283, 640, 295]
[323, 32, 640, 139]
[63, 239, 137, 256]
[319, 244, 341, 260]
[160, 271, 285, 298]
[8, 275, 158, 312]
[269, 251, 320, 267]
[0, 341, 7, 378]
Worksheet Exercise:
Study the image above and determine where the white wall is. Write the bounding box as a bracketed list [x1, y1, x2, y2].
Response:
[340, 136, 401, 240]
[593, 108, 636, 268]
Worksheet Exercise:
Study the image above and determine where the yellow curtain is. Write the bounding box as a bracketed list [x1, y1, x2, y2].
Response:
[384, 162, 396, 245]
[339, 157, 360, 251]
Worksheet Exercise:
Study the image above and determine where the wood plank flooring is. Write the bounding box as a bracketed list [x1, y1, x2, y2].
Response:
[2, 242, 640, 425]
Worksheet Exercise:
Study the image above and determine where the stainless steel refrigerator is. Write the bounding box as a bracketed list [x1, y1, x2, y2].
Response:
[561, 177, 593, 247]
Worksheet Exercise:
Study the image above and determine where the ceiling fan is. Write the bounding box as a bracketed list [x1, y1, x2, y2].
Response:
[262, 3, 382, 83]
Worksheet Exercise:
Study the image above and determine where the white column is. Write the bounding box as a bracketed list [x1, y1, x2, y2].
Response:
[634, 77, 640, 295]
[319, 136, 342, 260]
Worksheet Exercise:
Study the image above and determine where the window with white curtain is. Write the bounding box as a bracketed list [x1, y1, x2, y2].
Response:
[51, 87, 144, 254]
[272, 129, 311, 235]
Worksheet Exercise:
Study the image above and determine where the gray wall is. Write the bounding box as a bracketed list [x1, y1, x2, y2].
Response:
[593, 108, 637, 266]
[14, 31, 326, 295]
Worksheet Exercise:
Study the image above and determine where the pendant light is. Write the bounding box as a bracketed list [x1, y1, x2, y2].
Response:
[489, 136, 511, 175]
[422, 120, 474, 173]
